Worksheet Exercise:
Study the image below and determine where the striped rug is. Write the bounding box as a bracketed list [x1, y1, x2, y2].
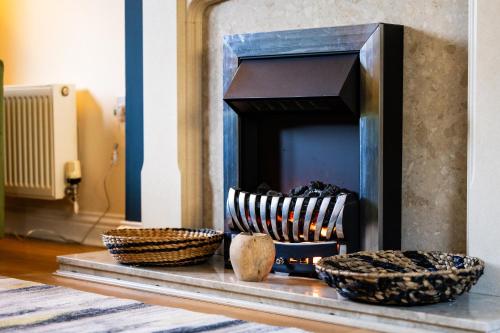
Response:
[0, 276, 306, 333]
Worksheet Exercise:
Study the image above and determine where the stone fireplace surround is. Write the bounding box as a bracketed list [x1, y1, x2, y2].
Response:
[202, 0, 468, 253]
[142, 0, 469, 252]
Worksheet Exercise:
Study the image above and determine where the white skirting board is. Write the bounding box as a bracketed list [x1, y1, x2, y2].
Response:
[5, 206, 137, 246]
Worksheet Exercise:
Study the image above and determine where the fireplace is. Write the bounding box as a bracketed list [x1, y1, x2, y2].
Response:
[222, 24, 403, 276]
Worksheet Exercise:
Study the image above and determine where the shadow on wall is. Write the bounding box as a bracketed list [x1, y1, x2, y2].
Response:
[76, 90, 124, 216]
[201, 41, 214, 232]
[201, 25, 468, 253]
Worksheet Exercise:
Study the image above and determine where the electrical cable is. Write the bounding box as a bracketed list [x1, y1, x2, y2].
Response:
[18, 158, 115, 245]
[80, 116, 122, 243]
[24, 229, 79, 244]
[79, 163, 113, 244]
[15, 104, 122, 245]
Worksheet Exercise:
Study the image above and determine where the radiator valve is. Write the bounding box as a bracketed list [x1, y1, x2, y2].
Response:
[65, 160, 82, 214]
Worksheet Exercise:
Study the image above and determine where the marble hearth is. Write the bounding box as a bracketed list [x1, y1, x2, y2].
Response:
[56, 252, 500, 333]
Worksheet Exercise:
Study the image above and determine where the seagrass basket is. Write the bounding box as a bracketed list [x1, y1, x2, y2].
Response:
[102, 228, 223, 266]
[315, 250, 484, 305]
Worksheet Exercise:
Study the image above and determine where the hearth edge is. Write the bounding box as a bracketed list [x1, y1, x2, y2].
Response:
[56, 251, 500, 333]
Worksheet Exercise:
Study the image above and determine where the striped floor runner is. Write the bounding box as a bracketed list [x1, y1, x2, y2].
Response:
[0, 276, 306, 333]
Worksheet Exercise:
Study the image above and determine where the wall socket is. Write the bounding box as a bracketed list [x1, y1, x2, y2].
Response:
[114, 96, 126, 122]
[111, 143, 119, 166]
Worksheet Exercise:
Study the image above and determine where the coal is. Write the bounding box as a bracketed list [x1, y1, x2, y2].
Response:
[288, 181, 343, 198]
[256, 183, 275, 195]
[256, 181, 351, 198]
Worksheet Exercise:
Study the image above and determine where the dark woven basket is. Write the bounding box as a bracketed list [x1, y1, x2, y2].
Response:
[102, 228, 223, 266]
[315, 250, 484, 305]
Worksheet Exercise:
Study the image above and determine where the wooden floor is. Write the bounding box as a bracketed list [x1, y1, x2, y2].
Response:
[0, 236, 374, 333]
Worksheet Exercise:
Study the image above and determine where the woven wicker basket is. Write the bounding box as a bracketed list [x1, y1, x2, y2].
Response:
[315, 250, 484, 305]
[102, 228, 223, 266]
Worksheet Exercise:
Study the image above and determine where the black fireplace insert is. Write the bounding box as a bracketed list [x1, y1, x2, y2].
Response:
[222, 23, 403, 276]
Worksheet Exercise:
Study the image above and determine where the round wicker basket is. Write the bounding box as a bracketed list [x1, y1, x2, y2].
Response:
[315, 250, 484, 305]
[102, 228, 223, 266]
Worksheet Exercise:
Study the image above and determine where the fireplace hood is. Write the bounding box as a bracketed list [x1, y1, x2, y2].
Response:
[223, 53, 359, 116]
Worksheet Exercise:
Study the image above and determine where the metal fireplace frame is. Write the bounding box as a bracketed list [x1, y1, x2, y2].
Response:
[223, 23, 403, 258]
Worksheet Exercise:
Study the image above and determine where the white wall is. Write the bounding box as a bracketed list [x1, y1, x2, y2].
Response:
[0, 0, 125, 242]
[0, 0, 187, 234]
[141, 0, 182, 227]
[467, 0, 500, 296]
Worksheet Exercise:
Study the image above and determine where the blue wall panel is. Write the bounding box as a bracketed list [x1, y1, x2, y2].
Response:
[125, 0, 143, 221]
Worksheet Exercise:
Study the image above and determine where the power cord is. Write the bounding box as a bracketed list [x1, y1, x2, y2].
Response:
[79, 162, 113, 244]
[17, 144, 119, 245]
[22, 229, 79, 244]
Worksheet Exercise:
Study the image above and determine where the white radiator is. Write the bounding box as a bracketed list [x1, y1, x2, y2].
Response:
[3, 84, 77, 199]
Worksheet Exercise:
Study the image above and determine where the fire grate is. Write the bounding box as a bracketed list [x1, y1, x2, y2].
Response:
[226, 187, 359, 276]
[227, 187, 355, 242]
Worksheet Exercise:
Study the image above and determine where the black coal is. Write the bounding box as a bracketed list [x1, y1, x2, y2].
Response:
[256, 181, 351, 198]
